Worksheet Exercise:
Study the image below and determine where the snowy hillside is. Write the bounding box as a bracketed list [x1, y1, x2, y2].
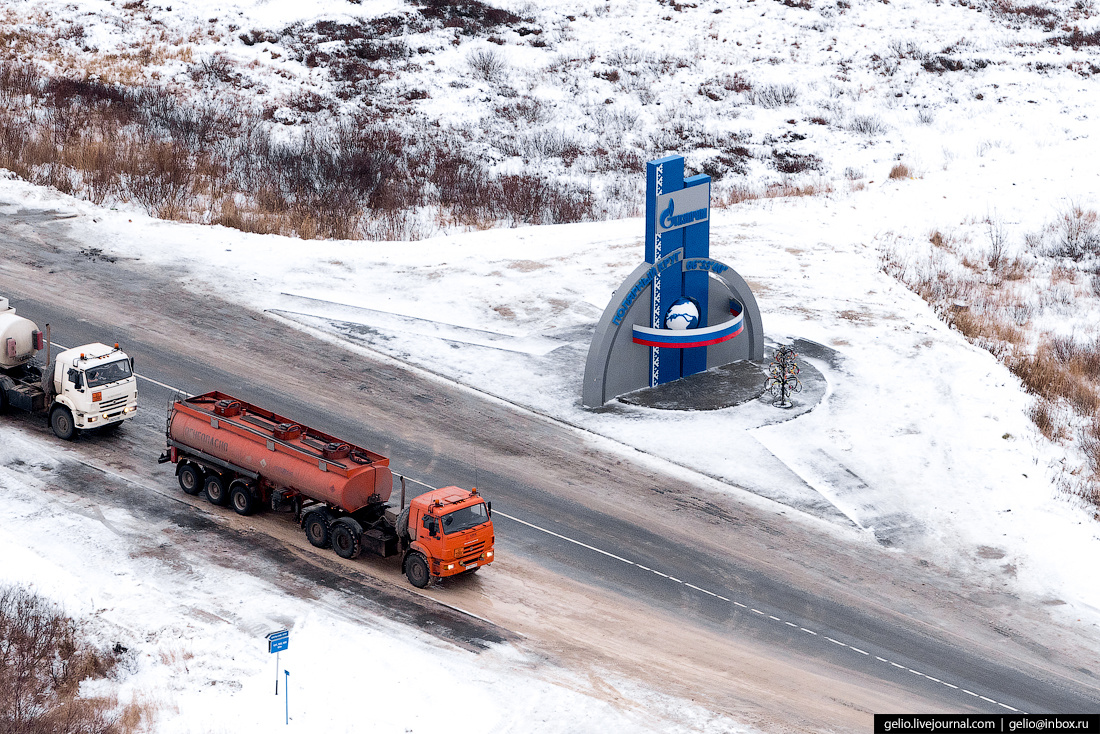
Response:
[1, 0, 1098, 238]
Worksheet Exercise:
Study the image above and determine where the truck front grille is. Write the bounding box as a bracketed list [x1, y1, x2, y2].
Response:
[458, 541, 485, 562]
[98, 395, 129, 411]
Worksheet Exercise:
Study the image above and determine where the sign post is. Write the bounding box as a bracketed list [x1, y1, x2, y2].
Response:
[266, 630, 289, 695]
[284, 669, 290, 725]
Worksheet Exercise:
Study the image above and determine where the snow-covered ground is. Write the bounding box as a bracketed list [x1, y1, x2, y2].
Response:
[3, 0, 1100, 728]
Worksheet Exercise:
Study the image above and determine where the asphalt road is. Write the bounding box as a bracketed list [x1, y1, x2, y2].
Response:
[2, 209, 1099, 723]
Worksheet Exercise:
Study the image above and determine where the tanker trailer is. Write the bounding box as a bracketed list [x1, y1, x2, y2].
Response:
[158, 391, 495, 588]
[0, 295, 138, 439]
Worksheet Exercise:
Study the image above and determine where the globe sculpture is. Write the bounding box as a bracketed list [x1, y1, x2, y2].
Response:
[664, 297, 700, 330]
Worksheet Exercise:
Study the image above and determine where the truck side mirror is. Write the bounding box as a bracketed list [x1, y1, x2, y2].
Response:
[67, 369, 83, 390]
[423, 516, 439, 537]
[487, 501, 492, 517]
[129, 357, 134, 372]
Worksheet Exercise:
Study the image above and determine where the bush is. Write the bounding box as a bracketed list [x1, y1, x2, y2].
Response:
[850, 114, 887, 136]
[1051, 203, 1100, 260]
[751, 83, 798, 108]
[0, 585, 127, 734]
[888, 162, 911, 179]
[468, 49, 507, 82]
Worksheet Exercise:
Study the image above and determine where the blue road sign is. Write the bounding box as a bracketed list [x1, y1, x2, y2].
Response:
[266, 630, 289, 654]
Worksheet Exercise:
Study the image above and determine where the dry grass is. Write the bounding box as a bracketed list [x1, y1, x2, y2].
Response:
[888, 162, 911, 179]
[0, 61, 597, 240]
[0, 584, 149, 734]
[882, 225, 1100, 506]
[720, 178, 833, 205]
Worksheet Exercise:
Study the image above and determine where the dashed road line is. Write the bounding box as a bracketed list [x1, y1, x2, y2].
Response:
[441, 486, 1019, 713]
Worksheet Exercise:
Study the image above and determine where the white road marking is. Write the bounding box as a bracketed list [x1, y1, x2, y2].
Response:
[137, 373, 190, 394]
[494, 511, 636, 565]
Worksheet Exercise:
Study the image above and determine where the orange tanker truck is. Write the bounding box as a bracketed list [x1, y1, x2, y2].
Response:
[158, 391, 495, 588]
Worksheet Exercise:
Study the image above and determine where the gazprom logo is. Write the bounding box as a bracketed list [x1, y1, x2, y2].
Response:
[655, 184, 709, 234]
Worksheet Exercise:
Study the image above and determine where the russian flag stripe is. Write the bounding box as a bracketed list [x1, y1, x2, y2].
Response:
[632, 311, 744, 349]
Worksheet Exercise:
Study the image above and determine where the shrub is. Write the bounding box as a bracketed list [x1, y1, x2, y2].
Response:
[0, 584, 133, 734]
[888, 162, 911, 179]
[1051, 203, 1100, 259]
[468, 49, 507, 82]
[751, 83, 798, 108]
[849, 114, 887, 135]
[1056, 26, 1100, 49]
[771, 150, 821, 174]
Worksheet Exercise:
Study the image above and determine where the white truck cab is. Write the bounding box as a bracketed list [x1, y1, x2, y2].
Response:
[48, 343, 138, 438]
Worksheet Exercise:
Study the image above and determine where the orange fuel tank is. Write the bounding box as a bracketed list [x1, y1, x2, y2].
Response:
[167, 391, 391, 512]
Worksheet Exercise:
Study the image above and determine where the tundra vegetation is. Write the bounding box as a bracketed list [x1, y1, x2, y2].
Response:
[881, 206, 1100, 510]
[1, 0, 1097, 240]
[0, 584, 151, 733]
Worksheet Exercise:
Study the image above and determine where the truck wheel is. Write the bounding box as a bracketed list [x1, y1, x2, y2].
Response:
[330, 520, 362, 560]
[49, 406, 77, 440]
[303, 511, 330, 548]
[229, 481, 256, 516]
[204, 474, 229, 506]
[177, 464, 204, 495]
[404, 552, 430, 589]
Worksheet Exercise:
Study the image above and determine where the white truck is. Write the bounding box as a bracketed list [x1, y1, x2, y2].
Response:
[0, 296, 138, 439]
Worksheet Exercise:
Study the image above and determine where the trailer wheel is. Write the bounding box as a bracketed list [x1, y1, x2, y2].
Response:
[330, 520, 362, 560]
[229, 481, 257, 516]
[177, 464, 204, 495]
[404, 552, 430, 589]
[204, 474, 229, 506]
[49, 406, 77, 440]
[302, 511, 330, 548]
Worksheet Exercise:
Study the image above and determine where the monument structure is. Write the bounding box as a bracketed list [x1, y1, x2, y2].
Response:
[582, 155, 764, 407]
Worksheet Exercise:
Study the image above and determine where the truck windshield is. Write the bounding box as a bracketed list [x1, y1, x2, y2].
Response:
[85, 359, 132, 388]
[441, 503, 489, 535]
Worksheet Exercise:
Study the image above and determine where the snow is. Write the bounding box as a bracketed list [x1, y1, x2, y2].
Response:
[2, 0, 1100, 727]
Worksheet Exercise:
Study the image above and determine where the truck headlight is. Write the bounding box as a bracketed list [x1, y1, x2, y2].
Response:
[87, 416, 98, 423]
[486, 550, 493, 558]
[123, 406, 137, 414]
[446, 564, 454, 570]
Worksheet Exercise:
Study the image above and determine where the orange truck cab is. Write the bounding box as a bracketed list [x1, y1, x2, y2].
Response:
[402, 486, 495, 588]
